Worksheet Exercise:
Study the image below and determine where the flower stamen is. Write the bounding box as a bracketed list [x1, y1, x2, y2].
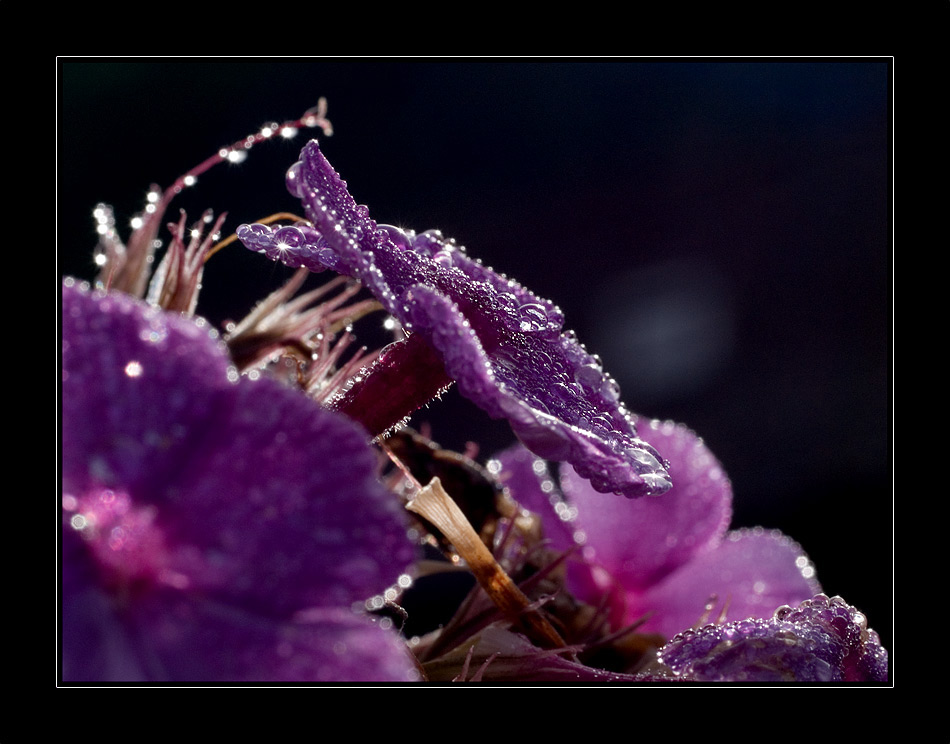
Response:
[147, 209, 228, 314]
[93, 101, 332, 301]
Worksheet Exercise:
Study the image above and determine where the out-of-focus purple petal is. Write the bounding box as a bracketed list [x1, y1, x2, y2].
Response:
[61, 280, 417, 682]
[488, 444, 578, 553]
[632, 528, 821, 639]
[62, 528, 150, 681]
[62, 279, 234, 502]
[122, 601, 421, 683]
[63, 548, 419, 682]
[236, 140, 671, 498]
[560, 419, 733, 592]
[652, 594, 888, 682]
[492, 423, 819, 642]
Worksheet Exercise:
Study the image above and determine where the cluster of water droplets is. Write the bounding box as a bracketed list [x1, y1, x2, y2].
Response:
[772, 593, 888, 680]
[659, 590, 889, 681]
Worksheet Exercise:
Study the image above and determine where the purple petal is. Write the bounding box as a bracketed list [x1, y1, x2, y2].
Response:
[62, 280, 234, 501]
[631, 528, 822, 639]
[237, 140, 671, 498]
[495, 423, 818, 641]
[488, 444, 578, 553]
[653, 594, 888, 682]
[773, 593, 888, 682]
[61, 280, 417, 681]
[64, 553, 419, 682]
[559, 419, 733, 592]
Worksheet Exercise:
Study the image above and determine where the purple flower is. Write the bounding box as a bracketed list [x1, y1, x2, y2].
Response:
[62, 105, 888, 684]
[488, 422, 888, 682]
[237, 139, 671, 498]
[61, 279, 419, 682]
[492, 419, 821, 640]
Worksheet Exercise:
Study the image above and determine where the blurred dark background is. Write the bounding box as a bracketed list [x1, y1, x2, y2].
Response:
[59, 60, 892, 652]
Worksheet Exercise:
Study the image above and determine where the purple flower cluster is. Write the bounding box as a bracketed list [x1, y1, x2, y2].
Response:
[60, 125, 889, 683]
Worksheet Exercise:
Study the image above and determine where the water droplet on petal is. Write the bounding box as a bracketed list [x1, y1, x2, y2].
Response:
[518, 303, 548, 333]
[574, 363, 602, 391]
[285, 161, 305, 198]
[600, 376, 621, 402]
[274, 225, 307, 249]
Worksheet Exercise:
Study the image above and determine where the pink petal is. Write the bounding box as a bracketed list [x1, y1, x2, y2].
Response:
[560, 419, 732, 592]
[630, 528, 822, 639]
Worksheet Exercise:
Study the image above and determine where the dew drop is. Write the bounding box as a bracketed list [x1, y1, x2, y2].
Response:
[274, 225, 307, 248]
[574, 364, 602, 391]
[518, 303, 548, 333]
[600, 376, 621, 402]
[625, 447, 662, 470]
[285, 161, 305, 198]
[640, 472, 673, 492]
[496, 292, 518, 310]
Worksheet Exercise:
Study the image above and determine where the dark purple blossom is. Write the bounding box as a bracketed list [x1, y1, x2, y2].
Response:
[61, 279, 418, 682]
[237, 139, 671, 498]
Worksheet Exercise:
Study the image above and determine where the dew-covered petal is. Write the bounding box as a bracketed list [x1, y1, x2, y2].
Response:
[61, 280, 417, 681]
[236, 140, 671, 498]
[656, 617, 844, 682]
[559, 420, 733, 592]
[629, 528, 822, 639]
[772, 593, 888, 682]
[652, 594, 887, 682]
